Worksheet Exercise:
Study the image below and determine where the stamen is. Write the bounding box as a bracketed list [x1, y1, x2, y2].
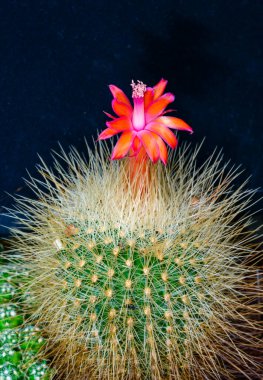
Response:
[131, 80, 147, 98]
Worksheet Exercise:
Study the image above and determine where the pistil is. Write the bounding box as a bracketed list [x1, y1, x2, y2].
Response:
[131, 80, 146, 131]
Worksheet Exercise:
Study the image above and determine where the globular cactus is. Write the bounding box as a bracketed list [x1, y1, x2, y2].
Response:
[0, 259, 53, 380]
[5, 78, 263, 379]
[7, 143, 262, 380]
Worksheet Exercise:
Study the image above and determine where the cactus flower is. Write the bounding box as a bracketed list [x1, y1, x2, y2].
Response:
[98, 79, 192, 164]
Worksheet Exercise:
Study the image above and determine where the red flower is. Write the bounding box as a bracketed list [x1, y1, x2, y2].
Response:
[98, 79, 193, 164]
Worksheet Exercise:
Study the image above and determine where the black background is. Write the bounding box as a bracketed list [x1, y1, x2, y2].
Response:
[0, 0, 262, 232]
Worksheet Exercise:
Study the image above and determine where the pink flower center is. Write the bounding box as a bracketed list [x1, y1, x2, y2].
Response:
[131, 80, 146, 131]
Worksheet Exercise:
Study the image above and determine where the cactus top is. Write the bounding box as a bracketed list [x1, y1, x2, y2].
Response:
[98, 79, 193, 164]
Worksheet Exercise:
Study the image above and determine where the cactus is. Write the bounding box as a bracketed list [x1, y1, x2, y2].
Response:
[5, 78, 263, 379]
[0, 260, 53, 380]
[6, 142, 262, 380]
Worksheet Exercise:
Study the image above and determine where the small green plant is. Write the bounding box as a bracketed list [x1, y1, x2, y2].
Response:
[0, 260, 53, 380]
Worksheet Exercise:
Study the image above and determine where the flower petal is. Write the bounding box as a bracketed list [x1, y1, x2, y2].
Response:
[111, 131, 135, 160]
[154, 134, 168, 165]
[103, 111, 116, 119]
[153, 78, 168, 100]
[129, 136, 142, 157]
[132, 136, 142, 155]
[144, 87, 154, 110]
[107, 117, 132, 132]
[146, 122, 178, 149]
[155, 116, 193, 133]
[137, 130, 160, 163]
[146, 93, 175, 123]
[112, 99, 132, 117]
[109, 85, 132, 109]
[98, 128, 119, 140]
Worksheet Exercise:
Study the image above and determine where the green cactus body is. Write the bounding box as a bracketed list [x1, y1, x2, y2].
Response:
[0, 283, 16, 304]
[26, 360, 51, 380]
[0, 263, 53, 380]
[56, 224, 207, 358]
[0, 362, 22, 380]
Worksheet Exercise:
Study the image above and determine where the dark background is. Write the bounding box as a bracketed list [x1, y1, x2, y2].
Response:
[0, 0, 262, 234]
